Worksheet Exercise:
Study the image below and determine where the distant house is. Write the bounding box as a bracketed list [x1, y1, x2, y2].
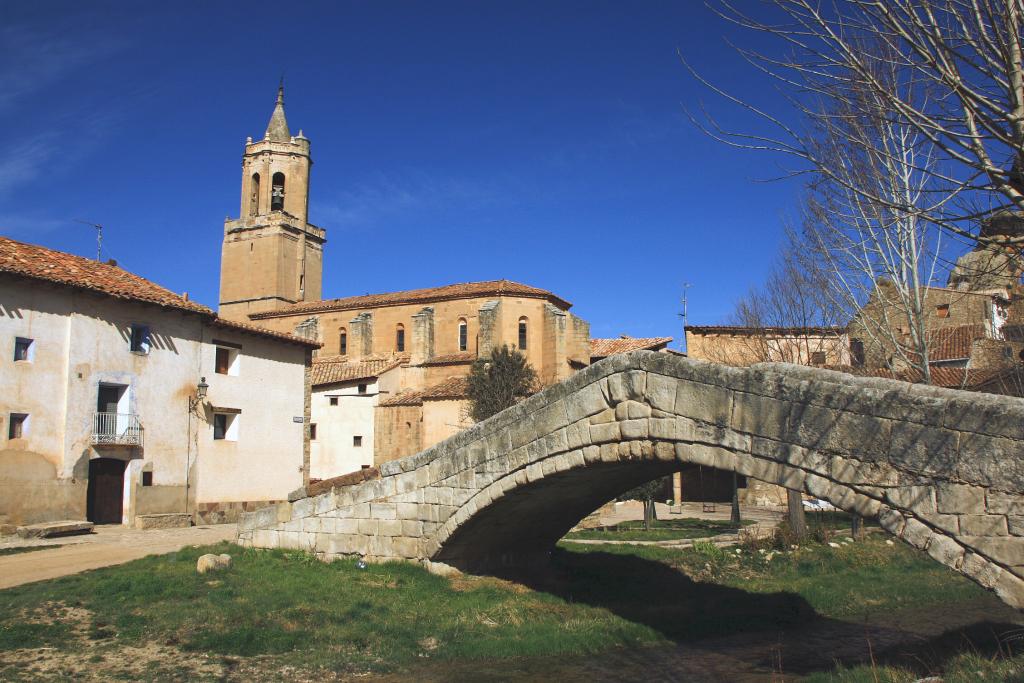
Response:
[684, 326, 850, 367]
[0, 237, 318, 528]
[590, 336, 674, 364]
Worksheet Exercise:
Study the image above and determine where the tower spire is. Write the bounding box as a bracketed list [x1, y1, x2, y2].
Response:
[264, 81, 291, 142]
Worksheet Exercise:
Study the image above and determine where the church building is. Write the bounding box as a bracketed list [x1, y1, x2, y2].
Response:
[218, 88, 592, 477]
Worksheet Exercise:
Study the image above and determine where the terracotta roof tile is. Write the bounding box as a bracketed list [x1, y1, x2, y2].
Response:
[249, 279, 570, 319]
[927, 324, 986, 362]
[847, 365, 1007, 390]
[0, 236, 211, 314]
[419, 352, 475, 366]
[379, 376, 469, 407]
[686, 325, 846, 336]
[311, 353, 408, 386]
[0, 236, 318, 347]
[590, 336, 673, 359]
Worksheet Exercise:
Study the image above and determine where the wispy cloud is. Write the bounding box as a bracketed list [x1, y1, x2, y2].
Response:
[0, 25, 124, 114]
[312, 170, 509, 232]
[0, 132, 61, 196]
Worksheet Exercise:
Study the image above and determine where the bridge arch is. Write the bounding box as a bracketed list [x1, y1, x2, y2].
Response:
[238, 352, 1024, 609]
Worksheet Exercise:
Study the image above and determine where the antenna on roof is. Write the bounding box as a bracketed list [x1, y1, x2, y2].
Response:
[679, 282, 692, 354]
[75, 219, 103, 261]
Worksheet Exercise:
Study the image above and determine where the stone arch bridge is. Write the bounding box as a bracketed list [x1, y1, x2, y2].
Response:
[237, 352, 1024, 608]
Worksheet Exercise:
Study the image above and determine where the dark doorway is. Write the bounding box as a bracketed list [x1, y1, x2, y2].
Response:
[86, 458, 126, 524]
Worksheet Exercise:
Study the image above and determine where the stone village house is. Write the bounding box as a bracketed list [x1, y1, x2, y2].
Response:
[0, 237, 318, 528]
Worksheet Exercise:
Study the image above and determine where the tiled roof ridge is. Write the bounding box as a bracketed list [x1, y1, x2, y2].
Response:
[379, 375, 469, 407]
[590, 336, 673, 358]
[249, 279, 571, 319]
[0, 236, 318, 347]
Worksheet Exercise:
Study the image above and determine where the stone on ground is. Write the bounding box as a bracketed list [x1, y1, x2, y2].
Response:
[16, 520, 94, 539]
[197, 553, 232, 574]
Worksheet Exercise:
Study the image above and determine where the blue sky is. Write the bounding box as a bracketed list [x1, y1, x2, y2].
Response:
[1, 1, 811, 345]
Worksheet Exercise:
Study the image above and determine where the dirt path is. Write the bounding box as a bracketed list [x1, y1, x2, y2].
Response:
[0, 524, 235, 590]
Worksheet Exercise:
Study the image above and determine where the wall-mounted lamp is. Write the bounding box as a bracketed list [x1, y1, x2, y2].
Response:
[190, 377, 209, 411]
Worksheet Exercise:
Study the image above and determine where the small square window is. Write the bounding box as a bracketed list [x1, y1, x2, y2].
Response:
[8, 413, 28, 440]
[213, 413, 238, 441]
[329, 396, 339, 406]
[13, 337, 33, 362]
[936, 304, 950, 319]
[358, 384, 367, 394]
[310, 423, 317, 440]
[130, 324, 151, 354]
[214, 346, 239, 375]
[353, 435, 363, 447]
[810, 351, 826, 365]
[142, 471, 153, 487]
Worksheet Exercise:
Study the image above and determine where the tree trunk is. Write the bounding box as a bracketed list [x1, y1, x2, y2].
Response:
[730, 472, 741, 525]
[851, 514, 864, 540]
[787, 488, 807, 539]
[643, 499, 657, 531]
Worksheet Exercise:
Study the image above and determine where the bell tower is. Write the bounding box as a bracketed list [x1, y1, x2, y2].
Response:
[218, 85, 326, 321]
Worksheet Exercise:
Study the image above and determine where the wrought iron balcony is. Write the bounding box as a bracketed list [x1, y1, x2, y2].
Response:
[92, 412, 144, 447]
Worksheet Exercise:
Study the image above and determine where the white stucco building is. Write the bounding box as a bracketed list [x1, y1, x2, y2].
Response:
[0, 236, 318, 528]
[309, 353, 407, 480]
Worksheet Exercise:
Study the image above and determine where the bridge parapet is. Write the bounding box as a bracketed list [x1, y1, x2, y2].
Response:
[238, 351, 1024, 609]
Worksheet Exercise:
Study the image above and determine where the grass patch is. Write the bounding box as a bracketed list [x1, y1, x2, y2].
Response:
[0, 536, 1015, 678]
[564, 517, 750, 541]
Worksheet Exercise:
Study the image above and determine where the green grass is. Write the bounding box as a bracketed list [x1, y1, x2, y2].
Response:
[804, 651, 1024, 683]
[564, 517, 751, 541]
[0, 536, 1016, 679]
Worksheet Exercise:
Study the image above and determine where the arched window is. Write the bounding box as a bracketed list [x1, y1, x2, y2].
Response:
[395, 324, 405, 352]
[339, 328, 347, 356]
[458, 319, 468, 352]
[250, 173, 261, 215]
[271, 172, 286, 211]
[518, 317, 528, 350]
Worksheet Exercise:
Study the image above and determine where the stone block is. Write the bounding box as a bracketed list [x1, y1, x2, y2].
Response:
[599, 443, 620, 463]
[958, 433, 1024, 491]
[987, 492, 1024, 515]
[393, 536, 421, 559]
[1008, 516, 1024, 536]
[675, 381, 732, 426]
[328, 534, 364, 556]
[731, 391, 791, 440]
[566, 381, 610, 422]
[878, 508, 906, 536]
[926, 534, 964, 569]
[615, 400, 651, 421]
[590, 408, 616, 424]
[620, 419, 649, 440]
[677, 442, 717, 467]
[994, 571, 1024, 610]
[251, 529, 278, 548]
[378, 519, 403, 536]
[654, 442, 675, 461]
[302, 517, 322, 534]
[917, 512, 960, 535]
[357, 519, 379, 535]
[583, 445, 602, 464]
[608, 370, 647, 403]
[649, 417, 676, 440]
[370, 503, 397, 520]
[589, 422, 621, 444]
[959, 515, 1008, 536]
[961, 536, 1024, 566]
[789, 404, 891, 458]
[645, 372, 677, 414]
[962, 552, 1003, 589]
[901, 517, 933, 549]
[291, 497, 317, 520]
[402, 520, 423, 537]
[885, 486, 936, 514]
[544, 429, 569, 455]
[134, 514, 189, 530]
[397, 502, 419, 520]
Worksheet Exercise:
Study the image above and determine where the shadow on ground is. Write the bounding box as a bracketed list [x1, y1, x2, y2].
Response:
[478, 548, 1024, 680]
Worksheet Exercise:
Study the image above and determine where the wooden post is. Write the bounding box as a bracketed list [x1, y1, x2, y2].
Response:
[731, 472, 741, 524]
[851, 513, 864, 540]
[787, 488, 807, 539]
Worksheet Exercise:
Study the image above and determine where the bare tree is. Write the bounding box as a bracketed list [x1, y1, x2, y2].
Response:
[798, 68, 947, 384]
[725, 230, 851, 366]
[686, 0, 1024, 244]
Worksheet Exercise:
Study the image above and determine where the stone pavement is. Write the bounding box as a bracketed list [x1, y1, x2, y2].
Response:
[0, 524, 235, 590]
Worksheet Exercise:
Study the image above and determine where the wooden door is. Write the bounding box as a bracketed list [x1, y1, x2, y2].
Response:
[86, 458, 126, 524]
